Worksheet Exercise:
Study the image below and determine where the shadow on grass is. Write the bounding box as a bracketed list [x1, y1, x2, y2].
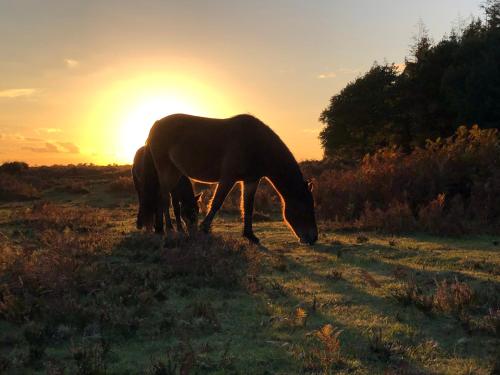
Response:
[279, 240, 499, 367]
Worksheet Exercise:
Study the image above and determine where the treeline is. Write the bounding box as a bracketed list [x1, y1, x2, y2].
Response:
[2, 125, 499, 235]
[319, 0, 500, 159]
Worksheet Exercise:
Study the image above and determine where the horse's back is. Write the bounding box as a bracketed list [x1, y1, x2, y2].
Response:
[147, 114, 266, 181]
[150, 113, 268, 140]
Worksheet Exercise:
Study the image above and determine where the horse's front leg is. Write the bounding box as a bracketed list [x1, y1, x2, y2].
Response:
[163, 195, 175, 233]
[172, 197, 184, 232]
[242, 179, 260, 244]
[156, 163, 181, 246]
[200, 179, 235, 233]
[169, 189, 184, 232]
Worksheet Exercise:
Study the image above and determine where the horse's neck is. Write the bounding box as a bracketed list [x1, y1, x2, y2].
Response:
[266, 155, 303, 202]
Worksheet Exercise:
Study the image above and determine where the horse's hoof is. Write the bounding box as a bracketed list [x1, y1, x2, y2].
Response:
[243, 232, 260, 244]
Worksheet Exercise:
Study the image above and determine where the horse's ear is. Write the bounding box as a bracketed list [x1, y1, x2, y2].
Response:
[307, 179, 314, 192]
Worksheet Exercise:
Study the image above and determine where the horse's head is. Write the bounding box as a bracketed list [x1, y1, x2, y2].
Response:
[283, 179, 318, 245]
[181, 192, 203, 232]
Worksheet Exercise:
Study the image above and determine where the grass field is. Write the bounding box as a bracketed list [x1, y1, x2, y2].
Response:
[0, 175, 499, 374]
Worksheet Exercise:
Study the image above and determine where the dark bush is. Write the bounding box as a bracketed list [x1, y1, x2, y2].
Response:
[0, 173, 40, 202]
[306, 125, 500, 234]
[108, 176, 135, 194]
[0, 161, 29, 174]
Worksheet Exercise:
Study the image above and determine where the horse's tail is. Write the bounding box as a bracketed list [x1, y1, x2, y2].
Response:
[140, 144, 159, 230]
[131, 158, 141, 229]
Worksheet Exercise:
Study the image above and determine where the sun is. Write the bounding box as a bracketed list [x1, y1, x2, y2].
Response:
[82, 71, 234, 165]
[117, 94, 198, 163]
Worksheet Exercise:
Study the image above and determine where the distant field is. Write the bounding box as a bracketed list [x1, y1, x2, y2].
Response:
[0, 171, 499, 374]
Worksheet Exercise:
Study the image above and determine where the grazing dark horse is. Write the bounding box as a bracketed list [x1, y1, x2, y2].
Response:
[132, 146, 200, 234]
[140, 114, 318, 244]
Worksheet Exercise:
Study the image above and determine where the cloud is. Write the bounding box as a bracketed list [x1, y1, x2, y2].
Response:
[64, 58, 79, 68]
[57, 142, 79, 153]
[1, 133, 27, 141]
[23, 142, 60, 153]
[0, 88, 37, 98]
[36, 128, 62, 134]
[22, 140, 80, 154]
[317, 72, 337, 79]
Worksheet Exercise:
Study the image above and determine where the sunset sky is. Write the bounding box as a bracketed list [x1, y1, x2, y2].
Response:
[0, 0, 483, 165]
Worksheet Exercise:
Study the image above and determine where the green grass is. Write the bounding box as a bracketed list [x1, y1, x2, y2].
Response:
[0, 180, 499, 374]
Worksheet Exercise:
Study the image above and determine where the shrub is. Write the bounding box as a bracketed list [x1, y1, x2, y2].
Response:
[0, 173, 40, 202]
[433, 279, 475, 314]
[108, 176, 135, 194]
[57, 181, 90, 195]
[70, 338, 110, 375]
[162, 233, 253, 288]
[0, 204, 113, 324]
[391, 276, 476, 316]
[304, 125, 500, 235]
[301, 324, 343, 372]
[358, 200, 416, 233]
[0, 161, 29, 174]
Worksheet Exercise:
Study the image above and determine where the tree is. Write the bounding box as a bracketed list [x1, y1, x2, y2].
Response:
[319, 64, 398, 159]
[319, 1, 500, 159]
[483, 0, 500, 29]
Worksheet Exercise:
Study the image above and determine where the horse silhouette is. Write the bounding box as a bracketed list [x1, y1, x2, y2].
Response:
[132, 146, 200, 234]
[140, 114, 318, 244]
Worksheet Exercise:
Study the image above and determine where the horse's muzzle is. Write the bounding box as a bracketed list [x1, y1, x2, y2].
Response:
[300, 233, 318, 245]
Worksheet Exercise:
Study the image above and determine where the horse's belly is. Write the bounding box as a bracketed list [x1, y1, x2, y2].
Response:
[183, 168, 221, 184]
[170, 150, 223, 184]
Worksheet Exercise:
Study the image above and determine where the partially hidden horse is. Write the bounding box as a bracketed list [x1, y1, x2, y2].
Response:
[132, 146, 200, 234]
[139, 114, 318, 245]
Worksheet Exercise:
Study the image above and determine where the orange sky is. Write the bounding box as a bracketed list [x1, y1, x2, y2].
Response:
[0, 1, 482, 165]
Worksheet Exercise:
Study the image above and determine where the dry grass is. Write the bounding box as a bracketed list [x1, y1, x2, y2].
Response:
[300, 324, 343, 373]
[0, 173, 40, 202]
[306, 126, 500, 235]
[107, 176, 135, 194]
[0, 164, 498, 374]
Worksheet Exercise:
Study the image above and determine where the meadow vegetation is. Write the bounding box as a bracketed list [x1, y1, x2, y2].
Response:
[0, 159, 498, 374]
[1, 2, 499, 374]
[306, 125, 500, 236]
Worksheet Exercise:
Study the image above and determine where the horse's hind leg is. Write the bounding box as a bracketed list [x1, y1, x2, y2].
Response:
[242, 180, 260, 244]
[132, 171, 143, 229]
[200, 179, 236, 233]
[155, 163, 181, 244]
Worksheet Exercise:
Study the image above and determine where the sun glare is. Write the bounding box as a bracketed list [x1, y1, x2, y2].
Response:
[117, 94, 198, 163]
[82, 71, 233, 164]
